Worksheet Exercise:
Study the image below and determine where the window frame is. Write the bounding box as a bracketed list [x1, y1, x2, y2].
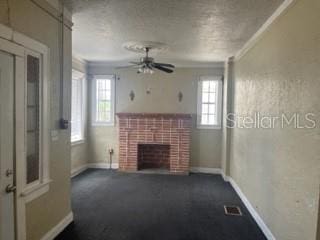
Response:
[197, 76, 223, 129]
[91, 75, 116, 126]
[71, 69, 86, 144]
[21, 46, 51, 202]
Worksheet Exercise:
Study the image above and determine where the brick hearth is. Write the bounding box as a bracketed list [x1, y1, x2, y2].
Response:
[117, 113, 192, 174]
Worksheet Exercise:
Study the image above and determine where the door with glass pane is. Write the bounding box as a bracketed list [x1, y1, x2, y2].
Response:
[0, 51, 15, 240]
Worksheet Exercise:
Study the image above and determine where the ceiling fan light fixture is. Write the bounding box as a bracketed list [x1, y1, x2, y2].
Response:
[120, 43, 175, 74]
[138, 66, 154, 74]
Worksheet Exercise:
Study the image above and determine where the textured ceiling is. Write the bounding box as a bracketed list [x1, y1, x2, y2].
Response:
[66, 0, 284, 66]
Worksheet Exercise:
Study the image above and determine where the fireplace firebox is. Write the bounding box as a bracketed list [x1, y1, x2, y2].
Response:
[138, 144, 170, 170]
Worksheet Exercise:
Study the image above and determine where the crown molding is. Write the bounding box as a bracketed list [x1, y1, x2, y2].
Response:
[27, 0, 72, 29]
[72, 55, 88, 73]
[235, 0, 297, 61]
[72, 55, 87, 66]
[45, 0, 72, 18]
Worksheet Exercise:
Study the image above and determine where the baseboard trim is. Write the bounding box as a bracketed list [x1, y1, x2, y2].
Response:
[71, 163, 119, 178]
[226, 177, 276, 240]
[87, 162, 119, 169]
[190, 167, 222, 175]
[71, 165, 88, 178]
[40, 212, 73, 240]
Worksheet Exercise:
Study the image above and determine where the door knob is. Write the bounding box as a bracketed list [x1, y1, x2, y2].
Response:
[5, 184, 16, 193]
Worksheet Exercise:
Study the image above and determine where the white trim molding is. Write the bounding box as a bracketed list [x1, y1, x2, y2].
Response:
[235, 0, 297, 61]
[226, 177, 276, 240]
[71, 163, 119, 178]
[44, 0, 72, 22]
[14, 55, 26, 240]
[72, 56, 87, 70]
[14, 32, 48, 54]
[197, 76, 223, 129]
[190, 167, 222, 175]
[91, 75, 116, 126]
[71, 165, 89, 178]
[0, 23, 13, 40]
[71, 69, 86, 143]
[87, 163, 119, 170]
[20, 180, 52, 203]
[0, 37, 24, 57]
[40, 212, 73, 240]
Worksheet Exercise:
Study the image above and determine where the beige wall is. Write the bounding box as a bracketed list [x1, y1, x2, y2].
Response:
[71, 58, 89, 172]
[317, 192, 320, 240]
[71, 137, 89, 172]
[230, 0, 320, 239]
[1, 1, 72, 239]
[87, 66, 224, 169]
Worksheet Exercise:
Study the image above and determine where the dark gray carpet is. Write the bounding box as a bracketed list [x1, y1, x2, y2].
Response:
[56, 169, 267, 240]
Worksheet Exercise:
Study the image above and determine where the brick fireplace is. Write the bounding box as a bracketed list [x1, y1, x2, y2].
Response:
[117, 113, 192, 174]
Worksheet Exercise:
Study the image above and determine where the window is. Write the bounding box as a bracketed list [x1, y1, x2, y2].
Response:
[71, 70, 85, 142]
[22, 47, 50, 202]
[197, 76, 223, 129]
[92, 75, 115, 126]
[26, 54, 41, 184]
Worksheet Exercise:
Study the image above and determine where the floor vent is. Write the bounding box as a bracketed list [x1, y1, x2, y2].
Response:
[224, 205, 242, 216]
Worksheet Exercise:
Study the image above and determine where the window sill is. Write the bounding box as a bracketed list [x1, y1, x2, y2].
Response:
[20, 179, 52, 203]
[92, 122, 115, 127]
[197, 125, 222, 130]
[71, 139, 85, 146]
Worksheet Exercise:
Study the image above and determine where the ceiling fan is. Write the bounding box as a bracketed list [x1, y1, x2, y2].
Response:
[118, 47, 175, 74]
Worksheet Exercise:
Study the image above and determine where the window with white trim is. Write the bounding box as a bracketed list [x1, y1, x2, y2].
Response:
[71, 70, 85, 142]
[92, 75, 115, 126]
[197, 76, 223, 129]
[23, 47, 51, 200]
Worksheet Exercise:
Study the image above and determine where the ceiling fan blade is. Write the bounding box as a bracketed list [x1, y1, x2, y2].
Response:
[116, 65, 140, 69]
[153, 63, 175, 68]
[129, 61, 143, 65]
[153, 65, 174, 73]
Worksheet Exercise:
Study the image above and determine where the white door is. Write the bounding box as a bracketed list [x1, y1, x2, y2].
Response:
[0, 50, 15, 240]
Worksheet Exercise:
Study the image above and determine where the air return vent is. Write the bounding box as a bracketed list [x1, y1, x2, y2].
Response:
[224, 205, 242, 216]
